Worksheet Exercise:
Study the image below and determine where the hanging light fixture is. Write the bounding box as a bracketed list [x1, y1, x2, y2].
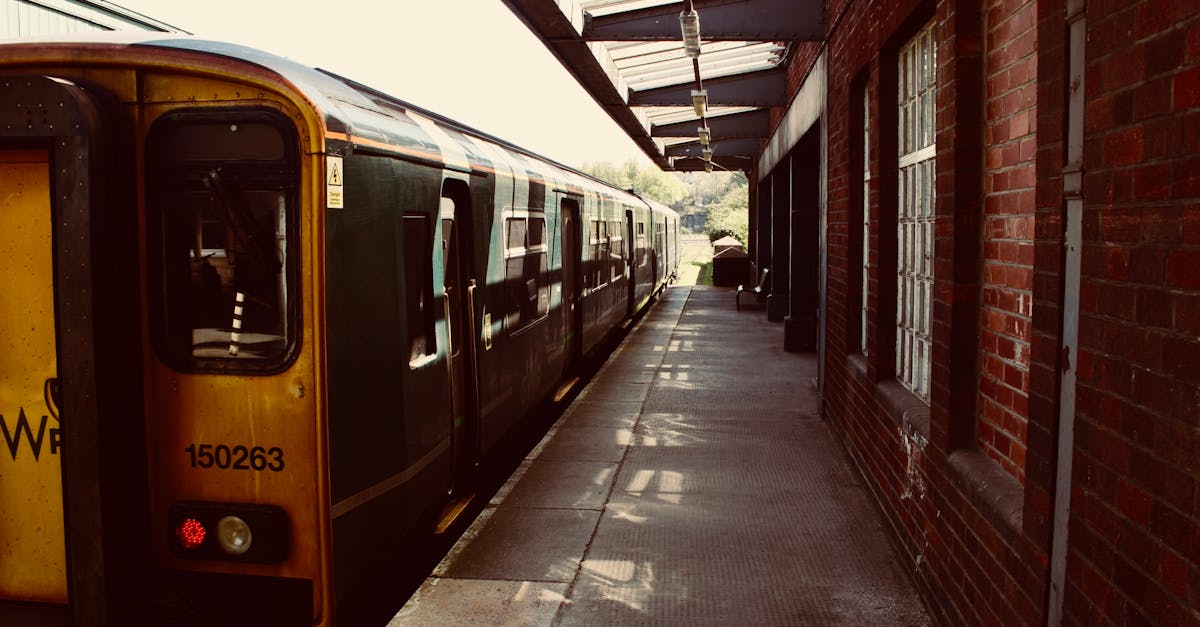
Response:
[691, 89, 707, 118]
[702, 147, 713, 162]
[704, 162, 713, 173]
[697, 126, 710, 145]
[679, 9, 701, 58]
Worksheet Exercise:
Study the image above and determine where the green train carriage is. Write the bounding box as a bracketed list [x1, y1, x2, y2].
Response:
[0, 33, 678, 625]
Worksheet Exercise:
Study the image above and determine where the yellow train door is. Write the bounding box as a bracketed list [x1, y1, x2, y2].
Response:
[0, 73, 147, 626]
[0, 148, 67, 605]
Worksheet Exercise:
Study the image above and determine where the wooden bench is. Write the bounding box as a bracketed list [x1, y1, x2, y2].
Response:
[736, 267, 769, 311]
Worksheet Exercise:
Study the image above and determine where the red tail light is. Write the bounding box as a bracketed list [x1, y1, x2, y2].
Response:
[175, 517, 208, 549]
[168, 502, 289, 563]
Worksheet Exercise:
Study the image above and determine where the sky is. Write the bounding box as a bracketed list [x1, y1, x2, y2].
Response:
[107, 0, 654, 169]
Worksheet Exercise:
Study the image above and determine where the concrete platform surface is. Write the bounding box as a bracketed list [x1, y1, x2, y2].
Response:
[391, 286, 932, 626]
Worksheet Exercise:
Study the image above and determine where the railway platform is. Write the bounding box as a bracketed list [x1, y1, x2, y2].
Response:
[391, 286, 932, 626]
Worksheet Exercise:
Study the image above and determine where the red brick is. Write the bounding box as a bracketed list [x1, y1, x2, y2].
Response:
[1136, 0, 1177, 40]
[1166, 249, 1200, 289]
[1159, 549, 1189, 598]
[1133, 163, 1172, 201]
[1129, 248, 1166, 283]
[1139, 207, 1182, 244]
[1171, 156, 1200, 198]
[1149, 499, 1197, 560]
[1185, 205, 1200, 245]
[1136, 288, 1173, 330]
[1103, 127, 1145, 167]
[1144, 27, 1185, 78]
[1163, 336, 1200, 383]
[1089, 424, 1133, 474]
[1189, 19, 1200, 63]
[1131, 365, 1173, 414]
[1174, 291, 1200, 334]
[1174, 66, 1200, 111]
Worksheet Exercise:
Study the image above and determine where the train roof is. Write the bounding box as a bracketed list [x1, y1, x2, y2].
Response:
[0, 32, 677, 213]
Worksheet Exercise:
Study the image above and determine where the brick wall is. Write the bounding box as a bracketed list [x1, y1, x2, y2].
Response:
[980, 0, 1037, 484]
[773, 0, 1200, 624]
[1063, 1, 1200, 624]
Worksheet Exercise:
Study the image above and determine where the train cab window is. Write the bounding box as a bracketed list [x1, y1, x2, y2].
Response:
[403, 215, 437, 362]
[146, 109, 299, 372]
[504, 212, 549, 332]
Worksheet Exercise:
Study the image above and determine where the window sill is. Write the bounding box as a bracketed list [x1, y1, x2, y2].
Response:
[874, 379, 930, 439]
[946, 449, 1024, 541]
[847, 352, 868, 382]
[845, 353, 1023, 543]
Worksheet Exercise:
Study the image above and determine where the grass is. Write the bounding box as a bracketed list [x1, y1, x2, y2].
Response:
[676, 235, 714, 287]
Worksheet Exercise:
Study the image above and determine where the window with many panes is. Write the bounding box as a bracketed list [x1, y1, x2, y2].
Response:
[896, 21, 936, 401]
[862, 87, 871, 355]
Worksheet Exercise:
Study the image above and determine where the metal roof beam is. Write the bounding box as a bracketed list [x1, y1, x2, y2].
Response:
[665, 137, 761, 158]
[672, 155, 754, 172]
[630, 68, 786, 107]
[583, 0, 823, 41]
[651, 108, 771, 138]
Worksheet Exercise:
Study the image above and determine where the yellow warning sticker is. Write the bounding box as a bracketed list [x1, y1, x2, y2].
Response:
[326, 156, 344, 209]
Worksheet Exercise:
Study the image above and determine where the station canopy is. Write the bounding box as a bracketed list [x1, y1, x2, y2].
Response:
[503, 0, 823, 172]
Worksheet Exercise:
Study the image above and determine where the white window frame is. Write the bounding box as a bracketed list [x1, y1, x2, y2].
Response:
[896, 21, 936, 402]
[862, 87, 871, 355]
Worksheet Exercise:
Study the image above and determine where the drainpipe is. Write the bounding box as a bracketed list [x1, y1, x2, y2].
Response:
[1047, 1, 1086, 624]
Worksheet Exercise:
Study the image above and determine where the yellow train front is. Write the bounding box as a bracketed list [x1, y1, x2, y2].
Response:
[0, 34, 678, 625]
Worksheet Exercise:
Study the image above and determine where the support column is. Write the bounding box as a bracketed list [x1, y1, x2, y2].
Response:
[785, 128, 820, 351]
[767, 163, 790, 321]
[755, 174, 773, 286]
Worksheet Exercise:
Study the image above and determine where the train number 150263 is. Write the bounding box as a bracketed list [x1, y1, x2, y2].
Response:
[184, 443, 285, 472]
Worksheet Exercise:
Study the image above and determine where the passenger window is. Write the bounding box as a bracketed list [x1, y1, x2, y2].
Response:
[403, 215, 437, 362]
[504, 212, 549, 332]
[590, 219, 605, 288]
[637, 222, 647, 268]
[146, 109, 298, 372]
[610, 220, 623, 281]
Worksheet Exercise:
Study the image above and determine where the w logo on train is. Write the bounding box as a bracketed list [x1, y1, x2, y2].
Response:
[0, 407, 62, 462]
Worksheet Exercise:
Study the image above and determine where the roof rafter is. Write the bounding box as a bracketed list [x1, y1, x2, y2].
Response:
[651, 108, 771, 138]
[583, 0, 822, 41]
[630, 68, 786, 106]
[665, 137, 761, 158]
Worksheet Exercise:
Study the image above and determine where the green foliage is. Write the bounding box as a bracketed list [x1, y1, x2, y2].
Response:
[580, 159, 686, 206]
[703, 182, 749, 243]
[579, 160, 749, 242]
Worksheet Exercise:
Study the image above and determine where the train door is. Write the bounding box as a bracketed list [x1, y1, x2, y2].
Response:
[560, 198, 582, 370]
[0, 148, 67, 608]
[439, 186, 479, 497]
[0, 75, 144, 625]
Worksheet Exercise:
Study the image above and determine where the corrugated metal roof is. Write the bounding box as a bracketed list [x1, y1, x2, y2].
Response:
[1, 0, 183, 37]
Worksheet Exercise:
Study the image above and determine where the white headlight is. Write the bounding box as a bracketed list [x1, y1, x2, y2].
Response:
[217, 515, 253, 555]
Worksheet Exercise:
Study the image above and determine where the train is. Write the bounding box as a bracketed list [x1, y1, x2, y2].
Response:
[0, 33, 678, 625]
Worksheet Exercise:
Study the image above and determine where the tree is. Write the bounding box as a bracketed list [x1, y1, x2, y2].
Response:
[580, 160, 686, 206]
[579, 160, 748, 239]
[703, 182, 749, 243]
